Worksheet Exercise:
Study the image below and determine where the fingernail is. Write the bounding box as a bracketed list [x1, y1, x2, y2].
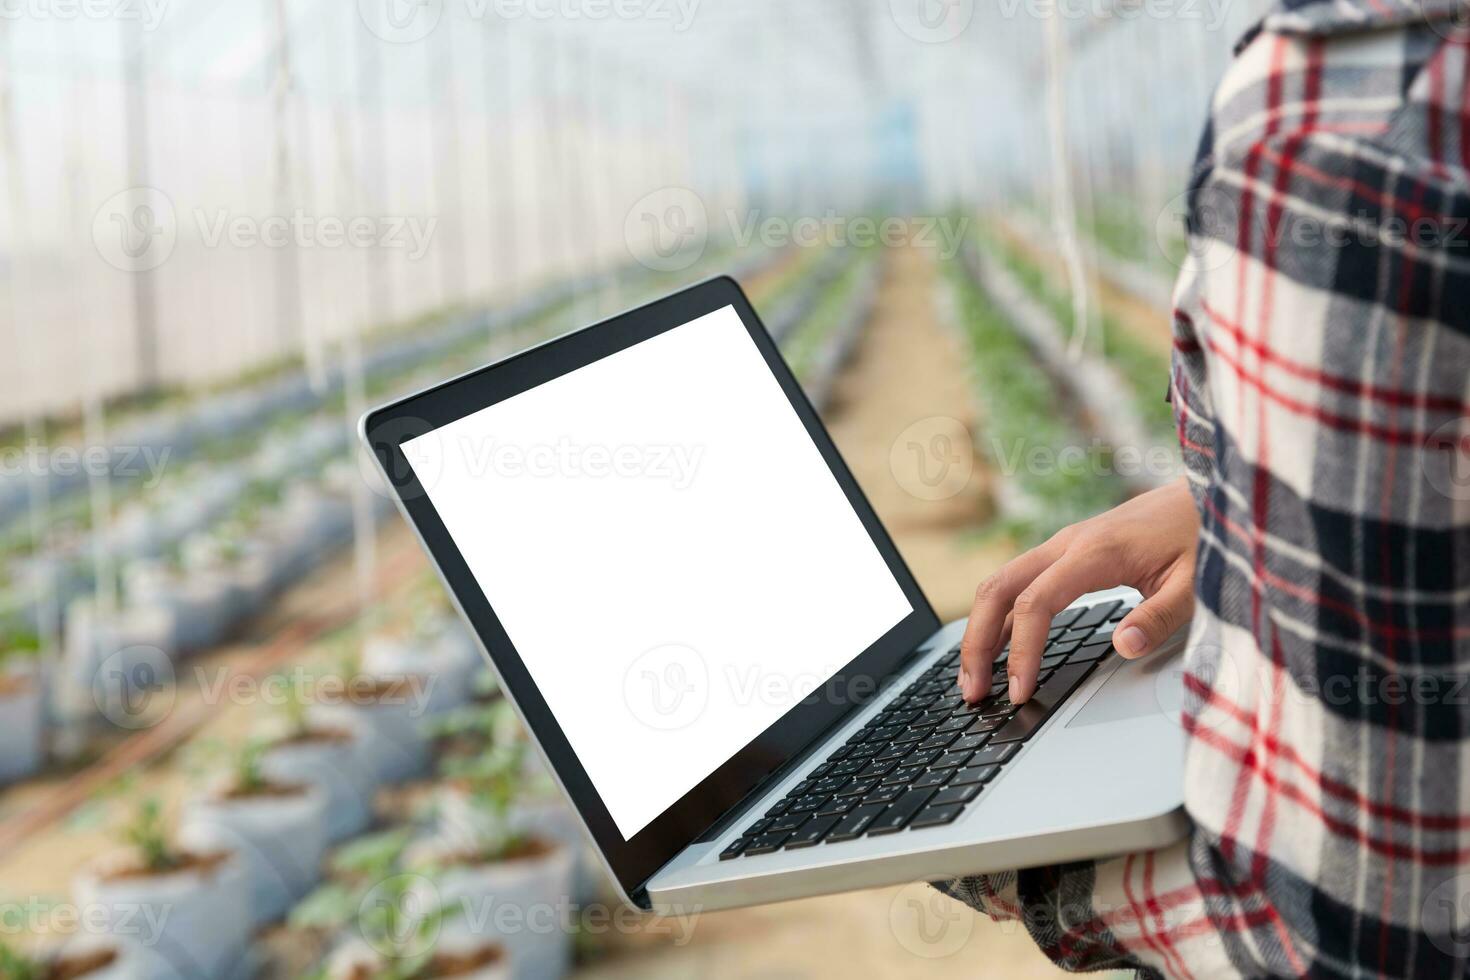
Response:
[1116, 625, 1149, 657]
[1008, 675, 1020, 703]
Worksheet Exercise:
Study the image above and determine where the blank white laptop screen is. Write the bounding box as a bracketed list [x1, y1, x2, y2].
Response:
[404, 304, 913, 839]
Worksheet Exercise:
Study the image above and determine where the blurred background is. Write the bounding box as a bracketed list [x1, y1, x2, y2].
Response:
[0, 0, 1268, 976]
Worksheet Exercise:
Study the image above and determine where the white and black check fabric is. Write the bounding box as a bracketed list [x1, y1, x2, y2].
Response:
[935, 2, 1470, 976]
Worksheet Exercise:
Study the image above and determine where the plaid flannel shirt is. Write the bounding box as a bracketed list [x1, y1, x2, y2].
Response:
[934, 2, 1470, 976]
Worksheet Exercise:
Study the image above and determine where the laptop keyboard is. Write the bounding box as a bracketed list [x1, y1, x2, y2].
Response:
[719, 599, 1132, 859]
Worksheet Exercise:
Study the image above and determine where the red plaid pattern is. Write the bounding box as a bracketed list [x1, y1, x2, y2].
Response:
[935, 2, 1470, 976]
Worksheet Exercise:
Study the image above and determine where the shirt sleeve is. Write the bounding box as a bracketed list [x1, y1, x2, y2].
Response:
[934, 7, 1470, 977]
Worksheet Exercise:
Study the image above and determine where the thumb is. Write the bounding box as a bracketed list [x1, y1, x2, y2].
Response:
[1112, 572, 1193, 658]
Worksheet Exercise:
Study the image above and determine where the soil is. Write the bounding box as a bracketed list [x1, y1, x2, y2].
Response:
[441, 835, 556, 867]
[218, 780, 308, 801]
[98, 849, 231, 883]
[272, 726, 354, 747]
[46, 948, 117, 980]
[344, 944, 504, 980]
[423, 945, 505, 978]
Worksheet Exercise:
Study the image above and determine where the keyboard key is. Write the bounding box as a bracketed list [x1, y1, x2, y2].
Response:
[862, 758, 901, 778]
[882, 764, 925, 786]
[951, 733, 990, 753]
[1071, 600, 1120, 632]
[932, 749, 973, 769]
[827, 804, 887, 842]
[910, 804, 965, 829]
[935, 716, 970, 734]
[991, 662, 1096, 744]
[742, 817, 773, 836]
[1109, 604, 1132, 622]
[966, 716, 1005, 735]
[720, 838, 749, 860]
[863, 784, 903, 806]
[829, 760, 865, 777]
[811, 776, 849, 796]
[836, 777, 880, 798]
[765, 798, 793, 818]
[912, 769, 951, 790]
[1071, 641, 1112, 663]
[768, 813, 810, 833]
[1051, 607, 1085, 629]
[816, 796, 858, 817]
[876, 743, 910, 762]
[949, 764, 1000, 786]
[969, 742, 1019, 766]
[903, 748, 943, 768]
[932, 783, 982, 806]
[785, 814, 840, 848]
[788, 794, 829, 814]
[917, 732, 958, 753]
[826, 745, 853, 762]
[867, 789, 937, 836]
[847, 743, 882, 760]
[743, 831, 792, 855]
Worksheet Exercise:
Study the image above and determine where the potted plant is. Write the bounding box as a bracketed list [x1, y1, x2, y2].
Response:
[292, 830, 508, 980]
[433, 704, 598, 905]
[121, 551, 236, 655]
[260, 669, 375, 842]
[178, 737, 330, 925]
[312, 645, 433, 785]
[0, 621, 44, 783]
[0, 938, 135, 980]
[418, 741, 575, 980]
[72, 799, 255, 980]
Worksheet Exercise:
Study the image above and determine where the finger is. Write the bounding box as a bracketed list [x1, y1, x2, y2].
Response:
[959, 542, 1062, 702]
[1113, 570, 1194, 658]
[962, 611, 1014, 702]
[1006, 553, 1112, 703]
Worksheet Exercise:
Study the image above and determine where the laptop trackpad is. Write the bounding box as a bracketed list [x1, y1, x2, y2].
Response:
[1067, 651, 1181, 728]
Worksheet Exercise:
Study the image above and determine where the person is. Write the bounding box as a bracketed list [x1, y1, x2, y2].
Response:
[936, 0, 1470, 975]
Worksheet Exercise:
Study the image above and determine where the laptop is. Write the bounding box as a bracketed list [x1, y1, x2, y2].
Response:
[360, 276, 1190, 914]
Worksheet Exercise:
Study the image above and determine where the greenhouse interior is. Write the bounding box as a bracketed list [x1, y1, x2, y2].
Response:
[0, 0, 1273, 977]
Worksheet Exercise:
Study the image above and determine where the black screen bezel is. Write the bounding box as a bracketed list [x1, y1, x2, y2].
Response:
[362, 276, 939, 897]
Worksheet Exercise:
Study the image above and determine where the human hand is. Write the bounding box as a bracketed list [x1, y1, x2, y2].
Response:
[958, 477, 1200, 704]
